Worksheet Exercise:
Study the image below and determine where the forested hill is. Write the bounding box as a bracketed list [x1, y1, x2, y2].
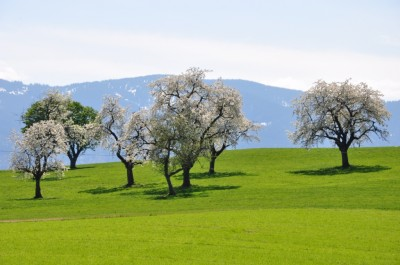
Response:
[0, 77, 399, 169]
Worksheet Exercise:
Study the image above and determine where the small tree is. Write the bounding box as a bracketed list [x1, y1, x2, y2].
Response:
[146, 110, 182, 195]
[64, 123, 100, 169]
[10, 120, 67, 199]
[207, 83, 261, 174]
[290, 79, 391, 168]
[64, 101, 99, 169]
[209, 116, 261, 174]
[97, 95, 147, 187]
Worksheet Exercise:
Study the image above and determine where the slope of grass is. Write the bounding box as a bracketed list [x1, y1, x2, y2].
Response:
[0, 147, 399, 264]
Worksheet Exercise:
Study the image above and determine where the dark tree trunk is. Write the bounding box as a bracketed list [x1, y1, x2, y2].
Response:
[341, 150, 350, 168]
[209, 155, 216, 175]
[208, 143, 227, 175]
[338, 144, 350, 168]
[69, 155, 78, 170]
[116, 149, 135, 187]
[181, 167, 191, 188]
[67, 146, 82, 170]
[34, 176, 43, 199]
[166, 176, 176, 196]
[125, 163, 135, 187]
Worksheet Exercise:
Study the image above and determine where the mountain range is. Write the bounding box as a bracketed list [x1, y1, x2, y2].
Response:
[0, 76, 399, 169]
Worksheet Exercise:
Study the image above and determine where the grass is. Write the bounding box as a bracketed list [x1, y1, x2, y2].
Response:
[0, 147, 399, 264]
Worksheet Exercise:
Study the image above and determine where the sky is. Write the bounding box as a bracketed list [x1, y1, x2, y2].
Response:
[1, 0, 400, 100]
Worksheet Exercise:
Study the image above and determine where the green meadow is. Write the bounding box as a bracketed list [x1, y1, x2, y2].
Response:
[1, 148, 399, 264]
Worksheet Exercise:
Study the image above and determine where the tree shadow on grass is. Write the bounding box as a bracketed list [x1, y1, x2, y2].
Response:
[80, 183, 159, 195]
[13, 197, 58, 201]
[290, 165, 391, 176]
[43, 175, 89, 181]
[68, 166, 96, 170]
[64, 175, 90, 180]
[41, 176, 63, 181]
[79, 186, 127, 195]
[175, 171, 251, 180]
[139, 184, 241, 200]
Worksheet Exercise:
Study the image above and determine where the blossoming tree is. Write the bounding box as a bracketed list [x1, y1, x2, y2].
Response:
[208, 113, 261, 175]
[207, 80, 261, 174]
[290, 80, 391, 168]
[97, 95, 148, 187]
[22, 90, 99, 169]
[64, 101, 99, 169]
[10, 120, 67, 199]
[148, 68, 252, 191]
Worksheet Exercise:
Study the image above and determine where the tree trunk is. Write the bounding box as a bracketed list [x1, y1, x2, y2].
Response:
[208, 143, 227, 175]
[181, 167, 191, 188]
[69, 155, 78, 169]
[166, 176, 176, 196]
[125, 163, 135, 187]
[208, 155, 216, 175]
[339, 146, 350, 168]
[34, 176, 43, 199]
[67, 145, 82, 170]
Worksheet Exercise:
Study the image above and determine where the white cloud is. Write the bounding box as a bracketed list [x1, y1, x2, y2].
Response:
[0, 61, 23, 81]
[1, 27, 400, 100]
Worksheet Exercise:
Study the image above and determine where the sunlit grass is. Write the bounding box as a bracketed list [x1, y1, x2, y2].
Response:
[0, 147, 399, 264]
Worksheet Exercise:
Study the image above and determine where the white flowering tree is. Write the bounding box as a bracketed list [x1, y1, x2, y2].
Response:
[64, 123, 100, 169]
[149, 68, 248, 190]
[146, 110, 182, 195]
[209, 115, 261, 175]
[97, 95, 148, 187]
[207, 80, 261, 174]
[64, 101, 99, 169]
[22, 90, 99, 169]
[290, 80, 391, 168]
[10, 120, 67, 199]
[22, 90, 71, 128]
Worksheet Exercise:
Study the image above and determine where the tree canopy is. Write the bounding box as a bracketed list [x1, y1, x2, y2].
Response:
[11, 120, 67, 198]
[97, 95, 148, 187]
[147, 68, 256, 193]
[290, 79, 390, 168]
[21, 90, 99, 169]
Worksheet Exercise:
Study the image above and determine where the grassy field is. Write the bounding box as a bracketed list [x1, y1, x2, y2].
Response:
[0, 147, 399, 264]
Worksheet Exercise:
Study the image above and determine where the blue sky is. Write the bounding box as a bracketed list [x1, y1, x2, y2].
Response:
[1, 0, 400, 99]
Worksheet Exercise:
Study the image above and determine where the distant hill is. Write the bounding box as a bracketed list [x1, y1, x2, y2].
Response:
[0, 76, 399, 169]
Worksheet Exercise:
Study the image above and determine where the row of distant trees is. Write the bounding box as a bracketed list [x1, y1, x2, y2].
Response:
[10, 68, 391, 199]
[11, 68, 260, 198]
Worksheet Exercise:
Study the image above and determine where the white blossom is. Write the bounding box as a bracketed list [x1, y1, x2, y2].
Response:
[289, 79, 391, 167]
[10, 120, 67, 198]
[96, 95, 148, 186]
[148, 68, 259, 187]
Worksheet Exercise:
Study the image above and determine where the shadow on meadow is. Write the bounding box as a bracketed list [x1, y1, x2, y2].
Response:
[12, 197, 58, 201]
[79, 186, 127, 194]
[79, 183, 160, 195]
[43, 175, 90, 182]
[124, 184, 241, 200]
[175, 171, 250, 180]
[40, 175, 64, 181]
[290, 165, 391, 176]
[68, 166, 96, 170]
